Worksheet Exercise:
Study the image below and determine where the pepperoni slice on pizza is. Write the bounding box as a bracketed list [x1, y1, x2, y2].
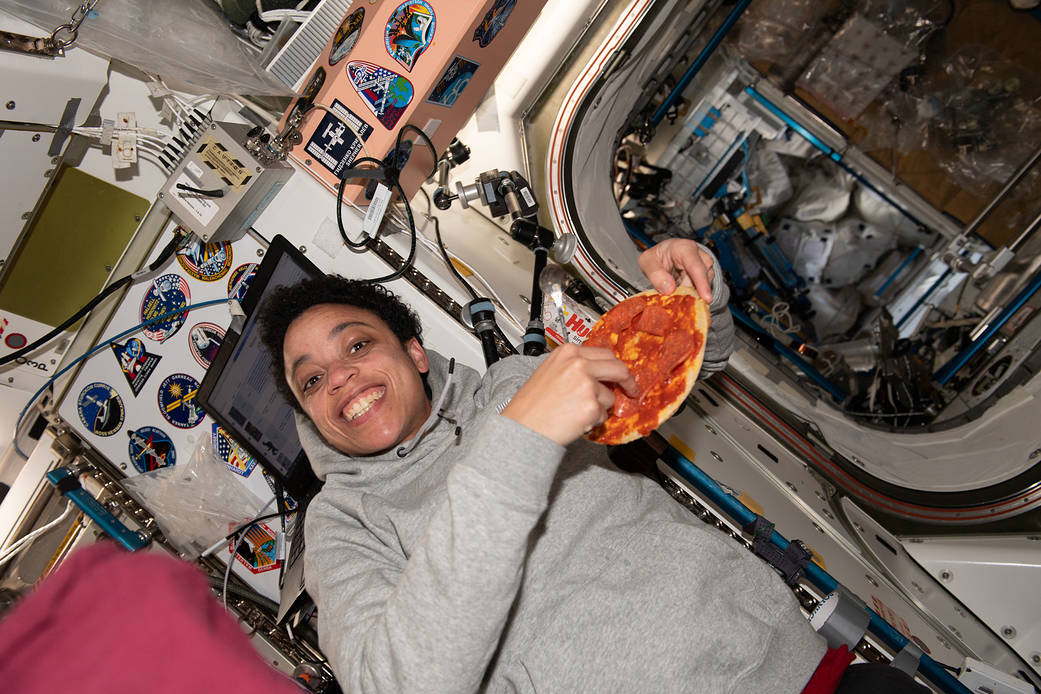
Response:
[583, 287, 709, 445]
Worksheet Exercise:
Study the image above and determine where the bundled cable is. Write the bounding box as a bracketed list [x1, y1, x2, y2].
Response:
[335, 124, 438, 284]
[0, 230, 187, 369]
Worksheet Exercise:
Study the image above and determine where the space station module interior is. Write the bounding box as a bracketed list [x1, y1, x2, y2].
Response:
[1, 0, 1041, 691]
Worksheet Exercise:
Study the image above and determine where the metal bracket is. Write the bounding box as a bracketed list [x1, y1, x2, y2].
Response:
[48, 98, 81, 156]
[0, 29, 63, 57]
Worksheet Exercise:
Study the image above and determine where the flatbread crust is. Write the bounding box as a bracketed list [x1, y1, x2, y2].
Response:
[583, 286, 709, 445]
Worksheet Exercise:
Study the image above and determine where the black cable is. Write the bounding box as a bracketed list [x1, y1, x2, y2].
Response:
[334, 140, 421, 284]
[337, 172, 375, 249]
[362, 177, 418, 284]
[396, 124, 438, 179]
[430, 212, 478, 300]
[222, 510, 290, 541]
[419, 189, 517, 356]
[175, 183, 224, 198]
[0, 230, 185, 368]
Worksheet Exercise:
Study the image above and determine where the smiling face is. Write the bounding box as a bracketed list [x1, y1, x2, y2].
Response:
[283, 303, 431, 456]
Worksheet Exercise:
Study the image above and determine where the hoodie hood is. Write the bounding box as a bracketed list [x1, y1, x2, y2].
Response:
[296, 351, 487, 487]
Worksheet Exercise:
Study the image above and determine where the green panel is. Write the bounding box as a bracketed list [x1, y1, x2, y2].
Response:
[0, 167, 149, 327]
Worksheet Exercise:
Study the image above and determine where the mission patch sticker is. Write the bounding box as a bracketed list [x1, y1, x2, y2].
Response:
[473, 0, 515, 48]
[140, 274, 190, 342]
[110, 337, 161, 396]
[177, 239, 233, 281]
[157, 373, 205, 429]
[346, 60, 413, 130]
[227, 263, 258, 303]
[304, 99, 374, 177]
[212, 423, 257, 477]
[127, 425, 177, 473]
[262, 469, 298, 511]
[77, 382, 125, 437]
[330, 7, 364, 65]
[231, 522, 281, 574]
[188, 322, 225, 370]
[385, 1, 435, 72]
[428, 56, 479, 108]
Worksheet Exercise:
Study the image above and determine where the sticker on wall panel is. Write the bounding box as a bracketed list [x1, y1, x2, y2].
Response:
[177, 239, 233, 282]
[473, 0, 515, 48]
[346, 60, 414, 130]
[188, 322, 225, 370]
[157, 373, 205, 429]
[212, 423, 257, 477]
[330, 7, 365, 65]
[77, 382, 125, 437]
[4, 332, 27, 349]
[197, 138, 252, 190]
[304, 99, 375, 176]
[428, 56, 480, 108]
[286, 67, 327, 127]
[231, 522, 281, 574]
[262, 469, 298, 511]
[128, 425, 177, 473]
[385, 1, 435, 72]
[140, 274, 190, 342]
[227, 263, 258, 302]
[110, 337, 161, 396]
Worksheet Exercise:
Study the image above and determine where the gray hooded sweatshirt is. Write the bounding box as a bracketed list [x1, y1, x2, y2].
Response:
[298, 273, 826, 693]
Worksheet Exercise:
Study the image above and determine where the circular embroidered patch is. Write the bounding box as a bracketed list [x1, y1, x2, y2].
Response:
[157, 373, 205, 429]
[140, 274, 190, 342]
[188, 322, 225, 369]
[127, 425, 177, 472]
[227, 263, 258, 303]
[77, 382, 125, 437]
[177, 239, 233, 281]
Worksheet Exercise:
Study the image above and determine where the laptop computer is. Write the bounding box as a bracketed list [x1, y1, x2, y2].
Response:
[197, 234, 322, 621]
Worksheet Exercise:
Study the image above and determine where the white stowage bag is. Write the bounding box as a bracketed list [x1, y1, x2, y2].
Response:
[774, 218, 832, 284]
[747, 147, 793, 213]
[0, 0, 292, 95]
[786, 161, 856, 223]
[820, 218, 897, 287]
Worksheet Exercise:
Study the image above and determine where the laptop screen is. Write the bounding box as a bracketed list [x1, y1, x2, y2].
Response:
[197, 235, 322, 500]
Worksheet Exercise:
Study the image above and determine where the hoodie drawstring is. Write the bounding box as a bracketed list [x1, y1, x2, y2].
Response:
[397, 358, 458, 458]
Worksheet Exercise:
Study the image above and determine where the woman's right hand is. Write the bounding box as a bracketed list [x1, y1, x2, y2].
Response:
[501, 344, 637, 446]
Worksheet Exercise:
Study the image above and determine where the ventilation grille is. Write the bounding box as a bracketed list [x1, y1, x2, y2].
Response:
[265, 0, 355, 91]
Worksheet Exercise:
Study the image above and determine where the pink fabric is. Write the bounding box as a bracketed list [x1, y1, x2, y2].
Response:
[0, 542, 302, 694]
[801, 645, 855, 694]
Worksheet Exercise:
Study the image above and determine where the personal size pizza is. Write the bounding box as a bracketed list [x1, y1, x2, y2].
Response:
[583, 287, 709, 445]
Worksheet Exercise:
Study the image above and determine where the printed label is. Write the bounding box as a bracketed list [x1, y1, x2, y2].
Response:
[362, 183, 392, 238]
[198, 137, 253, 189]
[171, 173, 219, 225]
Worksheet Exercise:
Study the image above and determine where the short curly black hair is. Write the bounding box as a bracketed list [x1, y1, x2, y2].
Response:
[257, 275, 423, 412]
